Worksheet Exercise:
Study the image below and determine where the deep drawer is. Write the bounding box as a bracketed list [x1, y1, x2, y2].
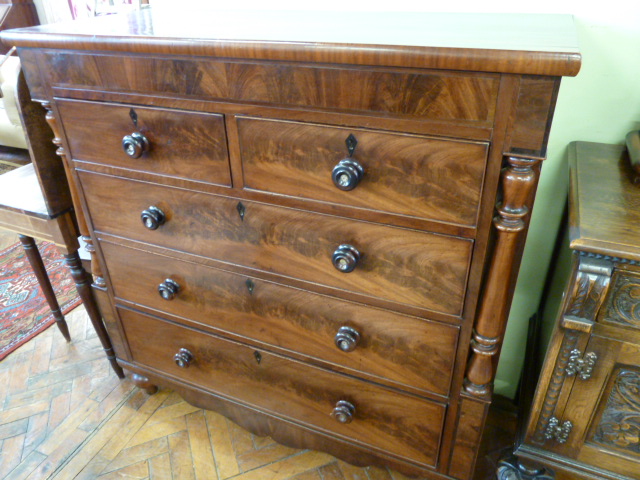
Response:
[57, 99, 231, 186]
[102, 241, 459, 396]
[119, 307, 446, 468]
[80, 171, 472, 316]
[239, 117, 488, 227]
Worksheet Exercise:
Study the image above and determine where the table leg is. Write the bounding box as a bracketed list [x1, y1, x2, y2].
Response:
[18, 234, 71, 342]
[64, 250, 125, 379]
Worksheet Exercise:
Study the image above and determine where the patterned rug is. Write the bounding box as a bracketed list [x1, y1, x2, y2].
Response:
[0, 240, 81, 360]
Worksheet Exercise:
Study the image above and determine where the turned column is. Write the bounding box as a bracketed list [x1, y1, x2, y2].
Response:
[41, 101, 124, 379]
[464, 156, 541, 396]
[18, 234, 71, 342]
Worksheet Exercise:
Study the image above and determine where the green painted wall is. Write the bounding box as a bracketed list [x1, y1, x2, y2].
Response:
[495, 8, 640, 397]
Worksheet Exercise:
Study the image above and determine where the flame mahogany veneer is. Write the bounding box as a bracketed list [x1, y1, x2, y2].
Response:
[2, 10, 580, 479]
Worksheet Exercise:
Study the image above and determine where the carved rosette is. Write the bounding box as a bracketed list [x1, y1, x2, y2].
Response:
[41, 101, 105, 288]
[601, 272, 640, 329]
[464, 156, 540, 397]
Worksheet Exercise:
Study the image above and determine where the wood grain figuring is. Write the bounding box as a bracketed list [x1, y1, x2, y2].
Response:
[7, 11, 580, 479]
[569, 142, 640, 261]
[79, 171, 472, 316]
[57, 99, 231, 187]
[100, 240, 459, 397]
[119, 307, 446, 469]
[238, 117, 489, 227]
[508, 76, 560, 157]
[448, 398, 487, 480]
[38, 53, 499, 124]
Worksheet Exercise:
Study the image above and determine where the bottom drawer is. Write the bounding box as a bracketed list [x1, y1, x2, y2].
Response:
[119, 307, 446, 468]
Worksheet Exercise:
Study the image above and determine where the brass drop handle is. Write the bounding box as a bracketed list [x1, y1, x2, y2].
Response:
[122, 132, 150, 158]
[141, 206, 166, 230]
[331, 400, 355, 424]
[335, 326, 360, 352]
[332, 158, 364, 191]
[174, 348, 193, 368]
[158, 278, 180, 300]
[332, 244, 361, 273]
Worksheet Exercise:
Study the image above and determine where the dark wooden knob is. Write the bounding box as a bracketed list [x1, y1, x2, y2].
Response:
[141, 206, 165, 230]
[174, 348, 193, 368]
[332, 158, 364, 191]
[158, 278, 180, 300]
[122, 132, 150, 158]
[335, 326, 360, 352]
[332, 244, 361, 273]
[331, 400, 355, 424]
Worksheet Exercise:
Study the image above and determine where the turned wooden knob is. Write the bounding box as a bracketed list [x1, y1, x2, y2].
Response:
[141, 206, 166, 230]
[158, 278, 180, 300]
[332, 244, 361, 273]
[331, 400, 355, 424]
[122, 132, 150, 158]
[332, 158, 364, 191]
[335, 326, 360, 352]
[174, 348, 193, 368]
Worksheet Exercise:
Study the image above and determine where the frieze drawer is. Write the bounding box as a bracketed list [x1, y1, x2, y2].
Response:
[119, 307, 447, 469]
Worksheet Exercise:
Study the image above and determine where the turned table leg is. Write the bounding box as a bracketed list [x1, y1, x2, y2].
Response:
[64, 250, 125, 379]
[18, 235, 71, 342]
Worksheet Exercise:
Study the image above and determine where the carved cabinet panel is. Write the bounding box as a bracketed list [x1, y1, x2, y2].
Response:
[518, 143, 640, 480]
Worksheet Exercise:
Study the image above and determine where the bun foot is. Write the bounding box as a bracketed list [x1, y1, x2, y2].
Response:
[131, 373, 158, 395]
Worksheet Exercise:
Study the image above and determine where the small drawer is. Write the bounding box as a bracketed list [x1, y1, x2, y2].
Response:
[119, 307, 446, 468]
[80, 172, 472, 316]
[102, 241, 459, 396]
[57, 99, 231, 186]
[239, 117, 489, 227]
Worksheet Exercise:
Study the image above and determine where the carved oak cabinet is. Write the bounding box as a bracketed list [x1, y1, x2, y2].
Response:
[513, 142, 640, 480]
[2, 10, 580, 479]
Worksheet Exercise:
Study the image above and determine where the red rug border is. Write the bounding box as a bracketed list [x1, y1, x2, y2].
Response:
[0, 241, 82, 361]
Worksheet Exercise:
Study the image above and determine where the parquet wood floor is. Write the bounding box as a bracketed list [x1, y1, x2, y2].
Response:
[0, 283, 515, 480]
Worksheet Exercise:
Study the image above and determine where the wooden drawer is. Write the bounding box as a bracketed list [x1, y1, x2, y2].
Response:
[80, 171, 472, 316]
[119, 307, 446, 468]
[102, 241, 459, 396]
[42, 52, 499, 124]
[239, 117, 488, 227]
[57, 99, 231, 186]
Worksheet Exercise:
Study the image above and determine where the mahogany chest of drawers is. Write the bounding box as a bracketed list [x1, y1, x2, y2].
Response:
[2, 10, 580, 479]
[511, 142, 640, 480]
